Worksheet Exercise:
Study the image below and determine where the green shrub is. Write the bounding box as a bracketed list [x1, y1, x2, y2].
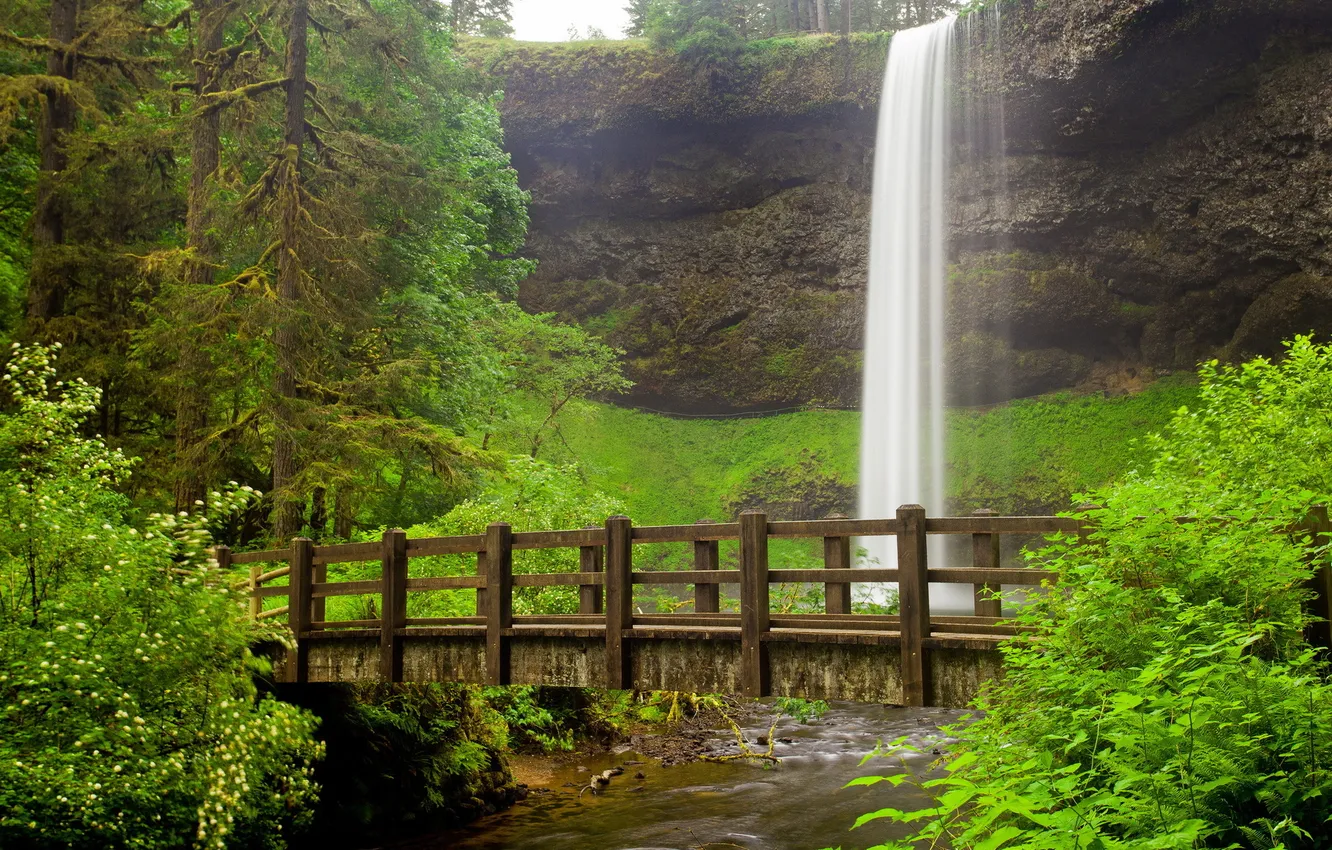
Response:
[843, 337, 1332, 850]
[775, 696, 830, 723]
[482, 685, 575, 752]
[321, 456, 625, 621]
[0, 345, 322, 849]
[644, 1, 745, 60]
[287, 683, 511, 846]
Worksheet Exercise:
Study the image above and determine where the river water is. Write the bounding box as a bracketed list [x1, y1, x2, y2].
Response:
[400, 703, 963, 850]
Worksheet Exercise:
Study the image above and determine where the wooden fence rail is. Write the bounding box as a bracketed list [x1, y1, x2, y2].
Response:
[223, 505, 1332, 707]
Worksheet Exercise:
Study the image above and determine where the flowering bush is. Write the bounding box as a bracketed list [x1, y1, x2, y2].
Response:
[0, 344, 322, 849]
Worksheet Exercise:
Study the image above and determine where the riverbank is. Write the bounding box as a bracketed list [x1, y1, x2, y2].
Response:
[396, 701, 968, 850]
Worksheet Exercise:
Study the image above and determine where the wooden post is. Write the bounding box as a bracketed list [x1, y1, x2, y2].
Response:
[311, 555, 327, 625]
[579, 525, 604, 615]
[971, 509, 1002, 618]
[215, 544, 232, 573]
[1303, 505, 1331, 652]
[896, 505, 929, 707]
[248, 564, 261, 620]
[475, 551, 487, 616]
[379, 528, 408, 682]
[484, 523, 513, 686]
[604, 515, 633, 689]
[288, 537, 314, 683]
[740, 510, 770, 698]
[823, 513, 852, 614]
[694, 519, 720, 614]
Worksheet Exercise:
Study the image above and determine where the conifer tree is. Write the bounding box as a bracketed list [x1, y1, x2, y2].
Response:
[4, 0, 537, 542]
[26, 0, 76, 322]
[170, 0, 280, 512]
[269, 0, 309, 541]
[0, 0, 161, 326]
[448, 0, 513, 37]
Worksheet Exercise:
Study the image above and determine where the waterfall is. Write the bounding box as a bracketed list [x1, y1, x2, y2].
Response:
[858, 14, 963, 610]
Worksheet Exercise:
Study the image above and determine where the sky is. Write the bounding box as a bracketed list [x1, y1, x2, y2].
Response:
[510, 0, 632, 41]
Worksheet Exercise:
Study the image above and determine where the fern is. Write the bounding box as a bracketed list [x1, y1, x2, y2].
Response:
[844, 338, 1332, 850]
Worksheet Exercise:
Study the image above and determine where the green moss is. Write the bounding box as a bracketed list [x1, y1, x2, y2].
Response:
[763, 349, 799, 380]
[593, 285, 861, 407]
[528, 378, 1199, 526]
[460, 33, 893, 143]
[583, 304, 642, 338]
[948, 377, 1200, 514]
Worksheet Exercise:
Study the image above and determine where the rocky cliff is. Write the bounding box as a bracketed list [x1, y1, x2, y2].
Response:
[473, 0, 1332, 412]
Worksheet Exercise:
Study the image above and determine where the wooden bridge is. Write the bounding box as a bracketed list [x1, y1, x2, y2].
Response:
[221, 505, 1332, 708]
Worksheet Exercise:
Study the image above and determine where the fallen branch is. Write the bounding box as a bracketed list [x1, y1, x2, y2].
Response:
[701, 713, 781, 764]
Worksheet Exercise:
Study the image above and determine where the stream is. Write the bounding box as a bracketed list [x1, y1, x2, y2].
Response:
[397, 703, 964, 850]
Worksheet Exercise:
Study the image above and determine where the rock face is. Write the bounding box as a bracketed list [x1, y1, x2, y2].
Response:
[480, 0, 1332, 411]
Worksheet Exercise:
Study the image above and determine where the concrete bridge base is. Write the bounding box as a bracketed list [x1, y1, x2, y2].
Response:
[271, 629, 1005, 708]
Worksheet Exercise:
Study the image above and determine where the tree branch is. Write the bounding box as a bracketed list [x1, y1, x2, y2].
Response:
[195, 76, 287, 117]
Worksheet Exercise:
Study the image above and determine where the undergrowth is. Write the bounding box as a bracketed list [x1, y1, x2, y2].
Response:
[838, 337, 1332, 850]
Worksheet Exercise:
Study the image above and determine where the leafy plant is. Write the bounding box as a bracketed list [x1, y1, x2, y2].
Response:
[0, 345, 322, 849]
[775, 696, 829, 723]
[640, 690, 727, 725]
[286, 682, 513, 846]
[318, 456, 626, 622]
[838, 337, 1332, 850]
[482, 686, 575, 752]
[480, 304, 633, 460]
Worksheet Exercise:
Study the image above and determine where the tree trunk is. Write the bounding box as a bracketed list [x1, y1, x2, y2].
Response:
[334, 487, 353, 540]
[28, 0, 79, 324]
[816, 0, 829, 32]
[841, 0, 851, 35]
[789, 0, 800, 32]
[173, 0, 228, 514]
[309, 486, 327, 539]
[272, 0, 309, 543]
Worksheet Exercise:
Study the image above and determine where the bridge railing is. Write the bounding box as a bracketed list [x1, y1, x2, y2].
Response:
[216, 505, 1331, 706]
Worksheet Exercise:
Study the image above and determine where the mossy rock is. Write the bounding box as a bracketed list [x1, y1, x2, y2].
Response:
[721, 448, 856, 521]
[948, 251, 1142, 353]
[1227, 273, 1332, 359]
[460, 34, 891, 146]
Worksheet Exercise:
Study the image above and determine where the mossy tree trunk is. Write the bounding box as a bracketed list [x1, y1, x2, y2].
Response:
[174, 0, 229, 514]
[272, 0, 309, 542]
[334, 487, 354, 540]
[28, 0, 79, 324]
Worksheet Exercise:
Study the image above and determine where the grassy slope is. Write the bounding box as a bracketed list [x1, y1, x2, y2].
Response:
[533, 378, 1199, 526]
[548, 404, 859, 524]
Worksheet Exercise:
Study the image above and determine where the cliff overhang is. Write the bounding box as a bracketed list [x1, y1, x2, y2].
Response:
[472, 1, 1332, 412]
